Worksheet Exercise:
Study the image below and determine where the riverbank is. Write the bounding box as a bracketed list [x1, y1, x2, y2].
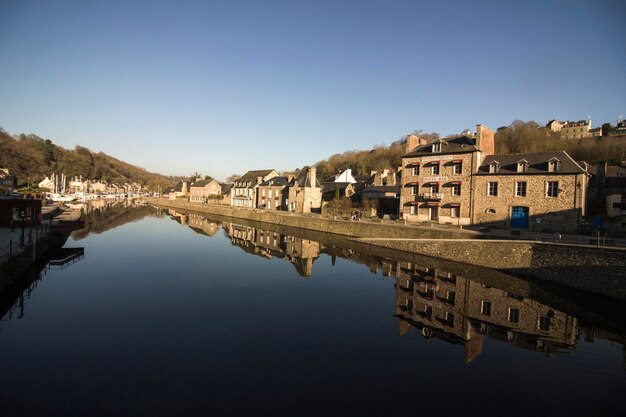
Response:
[148, 198, 626, 301]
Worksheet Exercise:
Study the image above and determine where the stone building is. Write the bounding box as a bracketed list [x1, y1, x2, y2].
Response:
[257, 176, 290, 210]
[400, 124, 495, 224]
[189, 179, 221, 204]
[547, 119, 600, 140]
[231, 169, 278, 208]
[359, 169, 401, 218]
[169, 180, 191, 200]
[285, 166, 322, 213]
[473, 151, 588, 233]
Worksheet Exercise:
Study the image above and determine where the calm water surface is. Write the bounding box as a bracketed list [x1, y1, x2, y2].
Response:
[1, 204, 625, 416]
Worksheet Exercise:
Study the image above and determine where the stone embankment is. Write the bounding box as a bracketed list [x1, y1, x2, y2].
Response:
[149, 198, 626, 301]
[147, 198, 481, 240]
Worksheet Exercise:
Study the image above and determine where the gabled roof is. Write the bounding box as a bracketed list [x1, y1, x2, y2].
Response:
[477, 151, 585, 175]
[403, 136, 479, 157]
[190, 179, 217, 188]
[290, 166, 321, 188]
[322, 182, 351, 194]
[238, 169, 276, 182]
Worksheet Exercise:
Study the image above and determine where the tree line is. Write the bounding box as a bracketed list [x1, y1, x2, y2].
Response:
[313, 121, 625, 179]
[0, 129, 180, 189]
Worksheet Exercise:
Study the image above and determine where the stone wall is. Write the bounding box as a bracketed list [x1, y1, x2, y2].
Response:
[353, 238, 626, 301]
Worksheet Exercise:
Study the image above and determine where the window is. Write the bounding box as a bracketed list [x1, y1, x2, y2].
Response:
[453, 163, 462, 175]
[451, 184, 461, 196]
[262, 189, 265, 197]
[515, 181, 527, 197]
[517, 162, 527, 173]
[409, 205, 416, 215]
[489, 162, 499, 173]
[547, 181, 558, 197]
[445, 312, 455, 325]
[431, 184, 439, 193]
[446, 291, 456, 304]
[538, 316, 551, 331]
[432, 143, 441, 152]
[451, 206, 460, 218]
[412, 166, 420, 176]
[481, 300, 492, 316]
[432, 164, 440, 175]
[411, 185, 418, 195]
[508, 308, 520, 323]
[488, 182, 498, 196]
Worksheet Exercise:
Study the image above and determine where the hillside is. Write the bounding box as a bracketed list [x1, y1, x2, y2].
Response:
[314, 121, 625, 179]
[0, 129, 180, 189]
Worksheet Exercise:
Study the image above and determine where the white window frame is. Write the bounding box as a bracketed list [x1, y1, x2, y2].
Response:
[487, 182, 498, 197]
[546, 181, 559, 198]
[453, 163, 462, 175]
[515, 181, 527, 197]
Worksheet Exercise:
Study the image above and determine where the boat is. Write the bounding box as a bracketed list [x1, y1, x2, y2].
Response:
[46, 193, 76, 202]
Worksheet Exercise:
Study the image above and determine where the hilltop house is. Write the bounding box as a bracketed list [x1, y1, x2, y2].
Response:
[0, 169, 17, 193]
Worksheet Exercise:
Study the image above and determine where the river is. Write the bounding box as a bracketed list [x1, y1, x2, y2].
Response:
[0, 203, 624, 416]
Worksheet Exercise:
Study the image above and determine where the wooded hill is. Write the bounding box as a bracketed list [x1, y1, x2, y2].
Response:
[314, 120, 626, 180]
[0, 129, 180, 189]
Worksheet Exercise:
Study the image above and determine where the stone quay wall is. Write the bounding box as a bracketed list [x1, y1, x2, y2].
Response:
[354, 238, 626, 301]
[148, 198, 626, 301]
[147, 198, 481, 240]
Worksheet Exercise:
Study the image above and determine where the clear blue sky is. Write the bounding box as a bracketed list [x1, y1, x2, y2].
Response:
[1, 0, 624, 181]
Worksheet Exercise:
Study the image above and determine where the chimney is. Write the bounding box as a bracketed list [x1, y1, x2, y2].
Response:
[257, 176, 263, 185]
[309, 167, 317, 187]
[405, 134, 427, 153]
[475, 124, 495, 156]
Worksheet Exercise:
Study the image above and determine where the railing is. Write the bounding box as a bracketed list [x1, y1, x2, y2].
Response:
[421, 192, 444, 200]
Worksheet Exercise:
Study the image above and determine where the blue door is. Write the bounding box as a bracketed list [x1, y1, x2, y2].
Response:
[511, 206, 529, 229]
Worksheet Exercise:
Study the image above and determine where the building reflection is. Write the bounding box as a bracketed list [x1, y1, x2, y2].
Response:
[222, 222, 320, 277]
[167, 212, 625, 367]
[394, 262, 578, 362]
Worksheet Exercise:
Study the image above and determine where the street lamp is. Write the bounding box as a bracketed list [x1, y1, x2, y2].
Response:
[19, 209, 26, 247]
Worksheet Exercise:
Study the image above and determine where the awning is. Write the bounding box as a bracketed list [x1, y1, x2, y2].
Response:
[448, 202, 461, 207]
[404, 201, 419, 206]
[424, 160, 440, 165]
[406, 162, 421, 167]
[448, 181, 462, 185]
[405, 181, 420, 187]
[423, 181, 441, 185]
[451, 159, 463, 163]
[427, 202, 441, 207]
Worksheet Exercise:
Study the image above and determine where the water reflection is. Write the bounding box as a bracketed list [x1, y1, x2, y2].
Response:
[0, 247, 85, 331]
[395, 264, 577, 362]
[163, 208, 626, 368]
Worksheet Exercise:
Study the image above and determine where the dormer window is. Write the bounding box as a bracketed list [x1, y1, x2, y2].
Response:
[517, 159, 528, 173]
[432, 143, 441, 152]
[548, 158, 560, 172]
[489, 161, 500, 173]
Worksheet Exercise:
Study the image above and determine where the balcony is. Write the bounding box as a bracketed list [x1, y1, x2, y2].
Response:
[421, 192, 444, 200]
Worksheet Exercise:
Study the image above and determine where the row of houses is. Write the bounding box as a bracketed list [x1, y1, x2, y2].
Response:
[165, 122, 626, 235]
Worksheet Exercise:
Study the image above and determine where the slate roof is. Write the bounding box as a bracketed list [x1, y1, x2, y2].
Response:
[238, 169, 276, 183]
[476, 151, 585, 175]
[403, 136, 478, 158]
[190, 179, 212, 188]
[361, 185, 401, 194]
[290, 166, 322, 188]
[322, 182, 351, 194]
[260, 176, 290, 187]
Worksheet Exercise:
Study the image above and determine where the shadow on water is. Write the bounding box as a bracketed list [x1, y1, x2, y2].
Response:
[166, 207, 626, 368]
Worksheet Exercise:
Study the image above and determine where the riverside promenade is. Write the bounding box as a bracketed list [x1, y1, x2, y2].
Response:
[148, 198, 626, 301]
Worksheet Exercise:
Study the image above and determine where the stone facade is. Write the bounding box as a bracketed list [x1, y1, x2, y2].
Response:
[286, 167, 322, 214]
[257, 176, 290, 210]
[400, 124, 493, 225]
[231, 169, 278, 208]
[474, 151, 588, 233]
[189, 179, 221, 204]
